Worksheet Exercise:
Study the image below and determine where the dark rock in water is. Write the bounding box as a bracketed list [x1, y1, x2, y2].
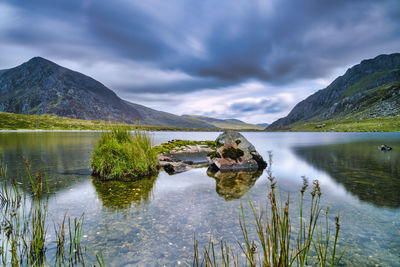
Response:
[59, 168, 92, 176]
[157, 145, 213, 174]
[162, 162, 193, 175]
[208, 131, 267, 171]
[379, 144, 393, 151]
[207, 169, 263, 200]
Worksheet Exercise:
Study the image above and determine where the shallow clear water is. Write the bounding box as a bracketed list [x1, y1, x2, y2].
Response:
[1, 131, 400, 266]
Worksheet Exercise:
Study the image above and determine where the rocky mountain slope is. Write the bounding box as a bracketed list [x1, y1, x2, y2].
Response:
[182, 115, 265, 130]
[268, 53, 400, 129]
[0, 57, 215, 128]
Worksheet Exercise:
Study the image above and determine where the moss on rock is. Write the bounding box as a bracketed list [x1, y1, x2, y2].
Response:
[222, 147, 244, 162]
[153, 139, 216, 154]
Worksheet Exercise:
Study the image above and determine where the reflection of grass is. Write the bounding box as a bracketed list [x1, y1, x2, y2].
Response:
[92, 175, 156, 210]
[194, 153, 345, 266]
[294, 143, 400, 208]
[91, 127, 158, 181]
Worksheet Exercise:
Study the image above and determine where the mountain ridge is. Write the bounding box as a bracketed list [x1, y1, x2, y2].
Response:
[0, 57, 216, 129]
[182, 115, 265, 130]
[268, 53, 400, 129]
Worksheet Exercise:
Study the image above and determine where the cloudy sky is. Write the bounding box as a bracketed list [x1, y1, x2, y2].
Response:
[1, 0, 399, 123]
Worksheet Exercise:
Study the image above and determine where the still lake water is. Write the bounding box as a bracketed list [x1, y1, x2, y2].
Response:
[0, 131, 399, 266]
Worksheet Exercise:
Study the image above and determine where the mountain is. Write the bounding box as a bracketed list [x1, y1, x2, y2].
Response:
[256, 123, 269, 128]
[182, 115, 265, 130]
[0, 57, 216, 129]
[268, 53, 400, 129]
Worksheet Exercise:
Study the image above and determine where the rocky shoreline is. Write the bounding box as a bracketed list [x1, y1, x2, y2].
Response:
[156, 131, 267, 175]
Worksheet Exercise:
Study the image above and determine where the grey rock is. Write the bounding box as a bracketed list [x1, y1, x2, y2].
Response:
[378, 144, 393, 151]
[157, 145, 213, 174]
[208, 131, 267, 171]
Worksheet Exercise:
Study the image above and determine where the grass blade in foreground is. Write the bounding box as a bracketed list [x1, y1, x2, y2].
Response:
[0, 156, 106, 266]
[193, 152, 345, 266]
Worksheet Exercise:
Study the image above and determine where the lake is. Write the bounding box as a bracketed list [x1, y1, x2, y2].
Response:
[0, 131, 399, 266]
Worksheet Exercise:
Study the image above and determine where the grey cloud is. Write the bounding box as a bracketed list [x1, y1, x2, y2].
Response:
[1, 0, 400, 95]
[230, 99, 288, 115]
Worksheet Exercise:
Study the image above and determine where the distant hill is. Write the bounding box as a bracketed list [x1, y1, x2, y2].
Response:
[268, 53, 400, 130]
[182, 115, 265, 130]
[256, 123, 269, 128]
[0, 57, 216, 129]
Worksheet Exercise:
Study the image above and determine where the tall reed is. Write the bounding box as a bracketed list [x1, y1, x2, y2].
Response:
[0, 156, 105, 266]
[194, 152, 345, 266]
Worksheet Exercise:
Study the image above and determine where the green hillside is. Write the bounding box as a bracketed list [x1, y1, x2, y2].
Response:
[268, 53, 400, 131]
[0, 111, 219, 131]
[182, 115, 265, 130]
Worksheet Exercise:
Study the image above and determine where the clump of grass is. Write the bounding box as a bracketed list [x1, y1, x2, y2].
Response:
[91, 127, 158, 180]
[194, 152, 345, 266]
[153, 139, 216, 154]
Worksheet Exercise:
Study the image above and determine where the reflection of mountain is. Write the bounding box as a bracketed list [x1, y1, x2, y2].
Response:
[92, 176, 156, 210]
[0, 132, 98, 195]
[207, 169, 263, 200]
[293, 142, 400, 208]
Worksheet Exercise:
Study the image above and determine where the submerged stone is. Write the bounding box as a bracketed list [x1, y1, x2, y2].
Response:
[208, 131, 267, 171]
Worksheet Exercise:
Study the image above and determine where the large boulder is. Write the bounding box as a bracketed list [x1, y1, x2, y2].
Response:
[208, 131, 267, 171]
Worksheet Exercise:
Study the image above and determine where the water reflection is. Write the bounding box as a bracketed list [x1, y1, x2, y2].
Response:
[0, 132, 98, 195]
[207, 169, 263, 200]
[92, 176, 157, 210]
[293, 141, 400, 208]
[1, 132, 400, 266]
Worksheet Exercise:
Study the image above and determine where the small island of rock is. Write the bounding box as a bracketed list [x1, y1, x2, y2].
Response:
[208, 131, 267, 171]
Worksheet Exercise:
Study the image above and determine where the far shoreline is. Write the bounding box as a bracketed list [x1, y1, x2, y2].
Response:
[1, 129, 399, 133]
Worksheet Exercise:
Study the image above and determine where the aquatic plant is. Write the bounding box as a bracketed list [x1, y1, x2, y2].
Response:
[91, 127, 158, 180]
[193, 152, 345, 266]
[0, 156, 105, 266]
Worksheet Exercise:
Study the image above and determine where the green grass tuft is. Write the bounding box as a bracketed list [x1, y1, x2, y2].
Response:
[91, 127, 158, 180]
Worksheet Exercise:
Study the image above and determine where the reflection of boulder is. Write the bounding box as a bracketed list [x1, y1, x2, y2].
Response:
[294, 142, 400, 208]
[207, 169, 263, 200]
[92, 176, 156, 210]
[208, 131, 267, 171]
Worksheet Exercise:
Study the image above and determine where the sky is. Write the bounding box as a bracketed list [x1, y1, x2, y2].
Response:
[0, 0, 399, 124]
